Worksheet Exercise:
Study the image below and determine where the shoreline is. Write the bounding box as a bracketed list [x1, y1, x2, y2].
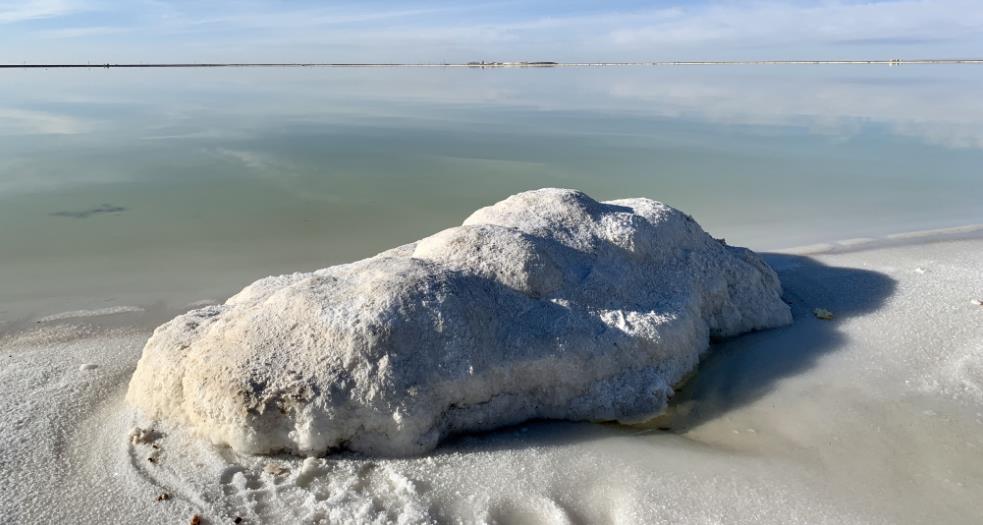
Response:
[2, 59, 983, 69]
[776, 223, 983, 255]
[2, 223, 982, 337]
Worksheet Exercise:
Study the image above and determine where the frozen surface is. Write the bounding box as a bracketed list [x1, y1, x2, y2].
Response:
[3, 230, 983, 524]
[126, 189, 791, 456]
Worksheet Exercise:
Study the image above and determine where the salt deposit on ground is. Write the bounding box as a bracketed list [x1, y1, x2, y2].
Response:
[127, 189, 791, 456]
[2, 228, 982, 524]
[36, 305, 146, 323]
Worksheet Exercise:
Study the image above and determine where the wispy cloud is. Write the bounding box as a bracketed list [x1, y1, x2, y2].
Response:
[0, 0, 83, 23]
[216, 0, 983, 61]
[187, 3, 505, 30]
[607, 1, 983, 51]
[1, 0, 982, 62]
[832, 36, 954, 46]
[39, 25, 130, 39]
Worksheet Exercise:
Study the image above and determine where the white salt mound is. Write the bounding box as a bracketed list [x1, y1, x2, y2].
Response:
[126, 188, 791, 456]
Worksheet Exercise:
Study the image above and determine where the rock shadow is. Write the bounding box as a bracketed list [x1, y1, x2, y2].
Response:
[657, 252, 897, 433]
[426, 252, 896, 454]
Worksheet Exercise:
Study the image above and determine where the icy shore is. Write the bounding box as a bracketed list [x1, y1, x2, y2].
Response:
[3, 228, 983, 523]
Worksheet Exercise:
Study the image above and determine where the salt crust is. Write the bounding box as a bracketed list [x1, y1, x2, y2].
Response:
[126, 189, 791, 455]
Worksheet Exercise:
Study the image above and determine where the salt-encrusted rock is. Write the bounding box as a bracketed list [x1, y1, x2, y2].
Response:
[126, 189, 791, 456]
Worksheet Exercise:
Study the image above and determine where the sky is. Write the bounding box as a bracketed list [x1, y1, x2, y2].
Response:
[1, 0, 982, 63]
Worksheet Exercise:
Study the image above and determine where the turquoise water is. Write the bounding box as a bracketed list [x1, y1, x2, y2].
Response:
[2, 65, 982, 320]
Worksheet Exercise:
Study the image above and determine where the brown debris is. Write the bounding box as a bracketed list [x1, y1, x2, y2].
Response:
[263, 463, 288, 476]
[128, 426, 157, 445]
[813, 308, 834, 320]
[155, 493, 170, 502]
[190, 515, 202, 525]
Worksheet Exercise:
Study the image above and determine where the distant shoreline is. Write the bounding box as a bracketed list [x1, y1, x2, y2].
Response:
[2, 59, 983, 69]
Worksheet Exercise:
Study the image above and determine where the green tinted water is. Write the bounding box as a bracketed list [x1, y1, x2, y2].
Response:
[2, 66, 982, 320]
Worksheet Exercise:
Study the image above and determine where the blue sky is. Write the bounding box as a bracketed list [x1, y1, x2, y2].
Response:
[1, 0, 981, 63]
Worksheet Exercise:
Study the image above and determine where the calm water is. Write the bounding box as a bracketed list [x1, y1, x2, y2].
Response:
[2, 65, 982, 321]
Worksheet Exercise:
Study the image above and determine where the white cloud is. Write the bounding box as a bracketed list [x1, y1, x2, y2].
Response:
[39, 25, 129, 38]
[4, 0, 983, 62]
[207, 0, 983, 62]
[0, 0, 83, 23]
[607, 1, 983, 50]
[187, 3, 499, 30]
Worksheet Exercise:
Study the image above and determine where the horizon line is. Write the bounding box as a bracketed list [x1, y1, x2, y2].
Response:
[2, 58, 983, 69]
